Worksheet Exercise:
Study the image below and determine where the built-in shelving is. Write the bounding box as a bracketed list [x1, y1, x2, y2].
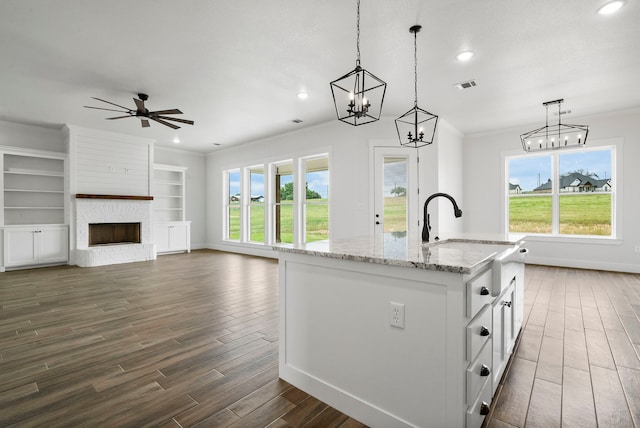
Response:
[152, 164, 186, 222]
[2, 153, 66, 225]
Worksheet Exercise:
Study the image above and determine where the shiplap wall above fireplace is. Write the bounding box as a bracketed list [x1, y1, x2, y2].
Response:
[64, 125, 156, 265]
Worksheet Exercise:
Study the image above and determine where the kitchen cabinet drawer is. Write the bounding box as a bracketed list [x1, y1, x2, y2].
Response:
[467, 305, 492, 361]
[466, 376, 492, 428]
[467, 339, 492, 405]
[466, 268, 493, 318]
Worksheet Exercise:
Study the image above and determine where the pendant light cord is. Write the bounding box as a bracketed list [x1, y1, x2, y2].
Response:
[356, 0, 361, 67]
[413, 28, 418, 107]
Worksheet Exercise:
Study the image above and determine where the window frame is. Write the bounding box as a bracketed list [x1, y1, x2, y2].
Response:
[504, 143, 618, 240]
[222, 151, 330, 246]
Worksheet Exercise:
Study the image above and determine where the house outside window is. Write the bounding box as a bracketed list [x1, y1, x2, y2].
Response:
[225, 170, 241, 240]
[507, 147, 614, 237]
[249, 166, 265, 243]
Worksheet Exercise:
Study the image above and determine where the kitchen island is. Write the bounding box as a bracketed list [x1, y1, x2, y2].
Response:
[275, 233, 526, 428]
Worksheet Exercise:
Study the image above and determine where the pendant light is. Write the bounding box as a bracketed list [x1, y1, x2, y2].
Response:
[520, 99, 589, 152]
[330, 0, 387, 126]
[395, 25, 438, 148]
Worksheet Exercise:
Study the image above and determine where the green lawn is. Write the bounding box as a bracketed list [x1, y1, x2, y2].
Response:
[228, 199, 329, 243]
[509, 194, 611, 235]
[384, 196, 407, 233]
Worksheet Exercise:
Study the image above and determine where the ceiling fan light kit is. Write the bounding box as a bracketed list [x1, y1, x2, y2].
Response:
[330, 0, 387, 126]
[84, 93, 194, 130]
[520, 98, 589, 152]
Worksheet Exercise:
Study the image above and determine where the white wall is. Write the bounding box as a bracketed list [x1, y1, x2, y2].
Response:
[154, 146, 207, 249]
[0, 120, 65, 153]
[206, 116, 464, 255]
[463, 108, 640, 273]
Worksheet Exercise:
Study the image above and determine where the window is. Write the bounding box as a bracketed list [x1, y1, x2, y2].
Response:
[274, 161, 294, 244]
[303, 156, 329, 243]
[249, 166, 265, 242]
[225, 170, 241, 240]
[507, 147, 614, 237]
[223, 152, 329, 245]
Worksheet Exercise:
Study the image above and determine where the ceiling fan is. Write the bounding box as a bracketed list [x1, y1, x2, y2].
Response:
[84, 93, 194, 130]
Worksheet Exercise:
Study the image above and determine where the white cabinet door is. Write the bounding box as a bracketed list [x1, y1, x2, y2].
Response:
[168, 222, 190, 251]
[3, 226, 68, 267]
[154, 221, 190, 253]
[38, 226, 69, 264]
[492, 282, 515, 393]
[154, 223, 171, 253]
[4, 228, 38, 266]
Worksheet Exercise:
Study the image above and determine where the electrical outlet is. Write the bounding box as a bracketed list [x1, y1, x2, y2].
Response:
[635, 245, 640, 254]
[389, 302, 405, 329]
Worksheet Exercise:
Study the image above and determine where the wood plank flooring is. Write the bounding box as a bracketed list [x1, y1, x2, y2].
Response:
[1, 251, 639, 427]
[486, 265, 640, 428]
[0, 250, 365, 427]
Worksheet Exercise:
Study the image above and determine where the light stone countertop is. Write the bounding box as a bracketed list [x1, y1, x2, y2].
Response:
[273, 232, 525, 275]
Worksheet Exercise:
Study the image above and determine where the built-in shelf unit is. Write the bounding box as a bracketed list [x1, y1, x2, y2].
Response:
[2, 152, 66, 225]
[153, 164, 186, 222]
[152, 164, 190, 254]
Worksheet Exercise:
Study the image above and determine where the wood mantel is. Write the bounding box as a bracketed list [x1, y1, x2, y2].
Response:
[75, 194, 154, 200]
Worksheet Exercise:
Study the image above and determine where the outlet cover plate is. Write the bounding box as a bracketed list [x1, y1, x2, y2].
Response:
[390, 301, 405, 329]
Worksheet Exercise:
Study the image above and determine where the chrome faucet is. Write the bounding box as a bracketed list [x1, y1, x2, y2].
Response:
[422, 193, 463, 242]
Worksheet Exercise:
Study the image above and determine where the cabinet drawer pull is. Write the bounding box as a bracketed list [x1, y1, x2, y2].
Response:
[502, 301, 512, 308]
[480, 401, 490, 415]
[480, 286, 490, 296]
[480, 326, 490, 336]
[480, 364, 491, 376]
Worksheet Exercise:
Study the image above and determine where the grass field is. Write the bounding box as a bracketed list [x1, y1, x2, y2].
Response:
[383, 196, 407, 233]
[509, 193, 611, 235]
[228, 199, 329, 243]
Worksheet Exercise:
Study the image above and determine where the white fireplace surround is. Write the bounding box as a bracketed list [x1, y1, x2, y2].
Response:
[74, 197, 156, 267]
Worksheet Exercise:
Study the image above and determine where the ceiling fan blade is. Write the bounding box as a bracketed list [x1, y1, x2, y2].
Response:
[134, 97, 145, 112]
[84, 106, 129, 113]
[155, 115, 194, 125]
[106, 115, 133, 120]
[149, 109, 183, 115]
[149, 116, 180, 129]
[91, 97, 131, 111]
[141, 119, 150, 128]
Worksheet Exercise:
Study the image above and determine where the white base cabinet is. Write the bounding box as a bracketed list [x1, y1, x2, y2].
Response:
[3, 225, 68, 269]
[154, 221, 190, 254]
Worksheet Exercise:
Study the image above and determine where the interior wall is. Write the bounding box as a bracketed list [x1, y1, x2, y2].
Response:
[0, 120, 65, 153]
[206, 117, 400, 255]
[154, 146, 207, 249]
[463, 108, 640, 273]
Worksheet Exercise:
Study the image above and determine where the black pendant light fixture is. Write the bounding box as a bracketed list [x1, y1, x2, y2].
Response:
[520, 99, 589, 152]
[395, 25, 438, 148]
[330, 0, 387, 126]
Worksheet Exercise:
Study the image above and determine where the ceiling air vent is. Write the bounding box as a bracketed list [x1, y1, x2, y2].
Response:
[291, 119, 303, 124]
[454, 79, 477, 90]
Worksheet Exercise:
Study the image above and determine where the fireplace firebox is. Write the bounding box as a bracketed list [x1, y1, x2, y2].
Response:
[89, 223, 141, 246]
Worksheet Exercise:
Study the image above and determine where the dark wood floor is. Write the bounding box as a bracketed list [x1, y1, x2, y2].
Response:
[1, 251, 639, 427]
[486, 264, 640, 427]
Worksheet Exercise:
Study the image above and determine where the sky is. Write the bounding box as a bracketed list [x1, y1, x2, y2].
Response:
[509, 148, 611, 192]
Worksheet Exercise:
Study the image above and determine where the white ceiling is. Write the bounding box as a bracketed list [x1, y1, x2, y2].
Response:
[1, 0, 638, 152]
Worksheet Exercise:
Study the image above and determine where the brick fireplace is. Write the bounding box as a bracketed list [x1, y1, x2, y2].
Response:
[74, 194, 156, 267]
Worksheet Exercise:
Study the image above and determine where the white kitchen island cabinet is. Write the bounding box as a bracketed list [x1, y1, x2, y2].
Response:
[275, 234, 525, 428]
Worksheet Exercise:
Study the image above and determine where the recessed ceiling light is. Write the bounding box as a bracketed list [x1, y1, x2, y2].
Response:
[456, 51, 475, 62]
[297, 91, 309, 100]
[597, 0, 624, 15]
[172, 137, 180, 144]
